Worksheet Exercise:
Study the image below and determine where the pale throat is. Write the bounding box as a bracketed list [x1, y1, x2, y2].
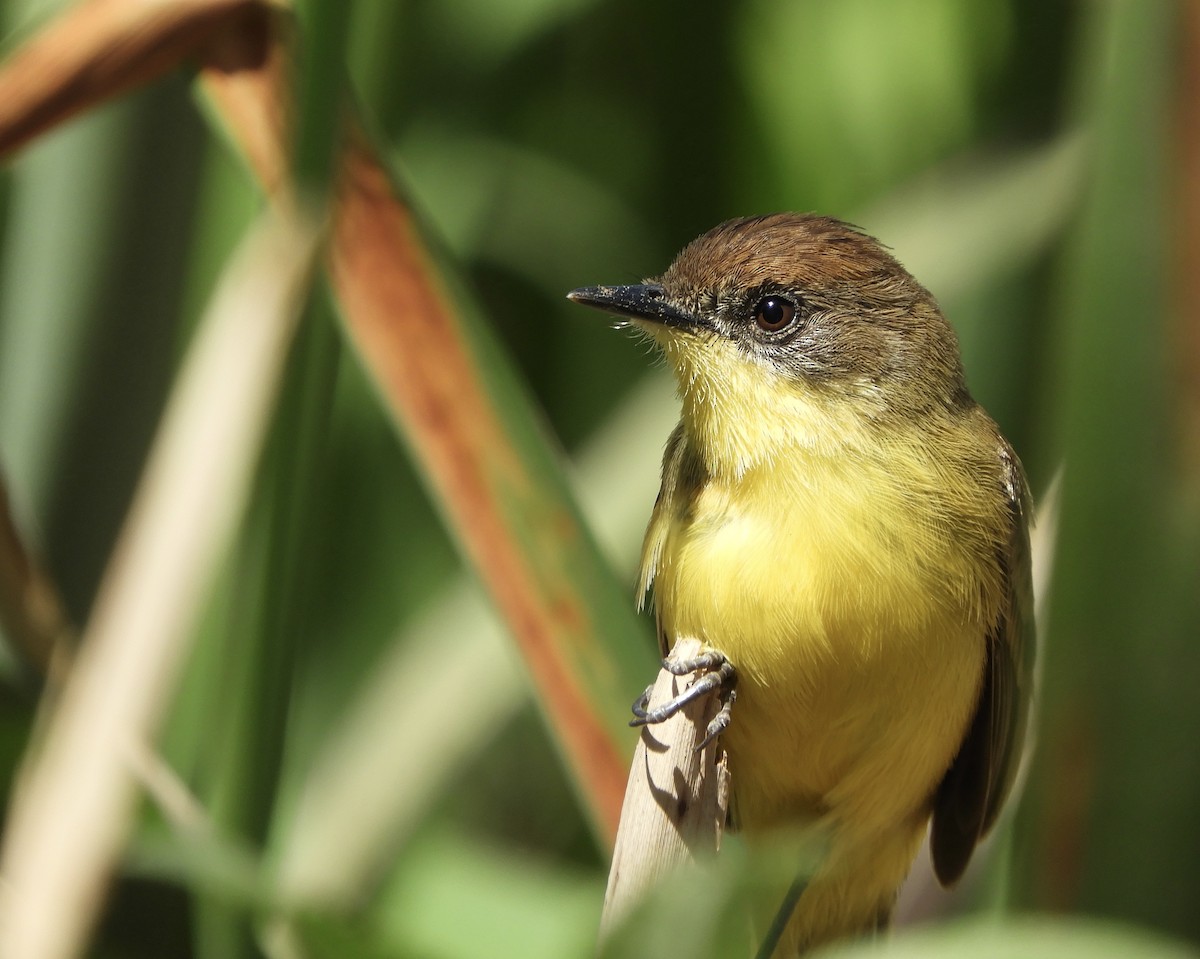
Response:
[662, 336, 877, 481]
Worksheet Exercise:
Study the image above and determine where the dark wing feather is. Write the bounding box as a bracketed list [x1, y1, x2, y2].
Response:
[930, 441, 1035, 886]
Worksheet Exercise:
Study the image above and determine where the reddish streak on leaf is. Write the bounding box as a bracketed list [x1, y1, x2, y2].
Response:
[0, 0, 626, 841]
[199, 4, 291, 193]
[201, 26, 626, 839]
[325, 136, 626, 838]
[1176, 2, 1200, 477]
[0, 0, 273, 157]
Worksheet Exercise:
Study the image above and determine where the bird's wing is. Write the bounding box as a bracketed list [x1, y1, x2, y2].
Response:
[930, 441, 1035, 886]
[639, 423, 686, 658]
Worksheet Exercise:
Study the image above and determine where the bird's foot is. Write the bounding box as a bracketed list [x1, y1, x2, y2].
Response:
[630, 648, 737, 749]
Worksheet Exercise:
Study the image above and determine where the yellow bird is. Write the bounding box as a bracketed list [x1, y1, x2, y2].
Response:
[569, 214, 1033, 954]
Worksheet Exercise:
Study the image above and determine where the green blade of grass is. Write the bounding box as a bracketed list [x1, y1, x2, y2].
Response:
[1015, 0, 1200, 939]
[0, 206, 320, 959]
[201, 46, 654, 842]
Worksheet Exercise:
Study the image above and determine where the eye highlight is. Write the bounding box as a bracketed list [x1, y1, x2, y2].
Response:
[753, 295, 798, 332]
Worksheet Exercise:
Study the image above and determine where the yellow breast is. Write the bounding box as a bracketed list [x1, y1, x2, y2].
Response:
[643, 436, 998, 834]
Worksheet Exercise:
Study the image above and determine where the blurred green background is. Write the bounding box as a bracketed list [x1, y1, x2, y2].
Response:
[0, 0, 1198, 957]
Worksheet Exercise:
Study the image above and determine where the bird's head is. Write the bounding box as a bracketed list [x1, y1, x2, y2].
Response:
[569, 214, 971, 477]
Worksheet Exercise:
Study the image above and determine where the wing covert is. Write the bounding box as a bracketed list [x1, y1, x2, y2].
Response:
[930, 442, 1035, 885]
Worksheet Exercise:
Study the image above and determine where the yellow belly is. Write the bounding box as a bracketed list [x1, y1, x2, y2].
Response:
[651, 461, 986, 839]
[648, 458, 990, 949]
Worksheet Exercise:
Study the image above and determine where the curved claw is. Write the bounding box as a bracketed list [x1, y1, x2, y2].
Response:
[696, 688, 736, 751]
[629, 654, 737, 739]
[630, 684, 655, 721]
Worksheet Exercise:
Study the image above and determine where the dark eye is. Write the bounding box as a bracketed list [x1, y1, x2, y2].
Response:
[753, 296, 797, 332]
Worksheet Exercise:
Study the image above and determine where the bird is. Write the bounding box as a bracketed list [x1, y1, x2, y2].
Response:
[568, 213, 1033, 954]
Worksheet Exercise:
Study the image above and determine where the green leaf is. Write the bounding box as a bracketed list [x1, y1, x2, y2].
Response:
[820, 917, 1200, 959]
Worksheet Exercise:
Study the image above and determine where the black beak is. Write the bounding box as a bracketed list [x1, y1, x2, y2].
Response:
[566, 284, 705, 332]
